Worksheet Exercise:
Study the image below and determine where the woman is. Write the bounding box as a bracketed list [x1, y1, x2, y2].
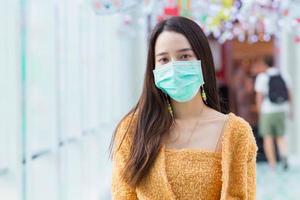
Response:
[111, 16, 257, 200]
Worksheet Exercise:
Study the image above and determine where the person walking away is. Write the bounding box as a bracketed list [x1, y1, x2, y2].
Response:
[255, 56, 292, 170]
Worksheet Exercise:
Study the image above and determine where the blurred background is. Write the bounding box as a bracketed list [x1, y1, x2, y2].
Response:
[1, 0, 300, 199]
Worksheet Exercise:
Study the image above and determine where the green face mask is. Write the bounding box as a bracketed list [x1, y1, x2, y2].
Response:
[153, 60, 204, 102]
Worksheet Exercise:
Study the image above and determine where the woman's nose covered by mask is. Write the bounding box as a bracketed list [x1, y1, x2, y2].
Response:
[153, 60, 204, 102]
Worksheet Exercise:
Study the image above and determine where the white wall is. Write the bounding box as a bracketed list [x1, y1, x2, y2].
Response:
[0, 0, 147, 200]
[279, 2, 300, 158]
[0, 0, 22, 199]
[96, 5, 147, 199]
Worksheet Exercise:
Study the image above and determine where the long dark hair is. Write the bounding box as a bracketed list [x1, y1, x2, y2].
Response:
[110, 16, 221, 187]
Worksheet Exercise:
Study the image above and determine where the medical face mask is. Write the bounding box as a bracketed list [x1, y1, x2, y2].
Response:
[153, 60, 204, 102]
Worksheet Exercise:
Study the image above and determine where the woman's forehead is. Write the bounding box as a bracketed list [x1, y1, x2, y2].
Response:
[155, 31, 192, 54]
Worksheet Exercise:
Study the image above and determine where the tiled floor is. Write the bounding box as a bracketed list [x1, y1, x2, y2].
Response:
[257, 161, 300, 200]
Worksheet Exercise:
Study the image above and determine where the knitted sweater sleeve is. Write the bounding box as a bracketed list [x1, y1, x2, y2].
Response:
[246, 122, 258, 200]
[111, 114, 138, 200]
[221, 116, 258, 200]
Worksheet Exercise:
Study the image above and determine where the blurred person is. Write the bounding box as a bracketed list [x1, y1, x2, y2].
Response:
[110, 16, 257, 200]
[251, 58, 268, 76]
[233, 59, 257, 126]
[255, 55, 292, 170]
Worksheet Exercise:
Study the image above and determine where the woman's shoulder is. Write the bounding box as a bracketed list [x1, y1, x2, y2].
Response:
[224, 113, 258, 161]
[117, 112, 138, 133]
[225, 113, 256, 145]
[228, 112, 252, 131]
[114, 112, 138, 151]
[206, 109, 252, 134]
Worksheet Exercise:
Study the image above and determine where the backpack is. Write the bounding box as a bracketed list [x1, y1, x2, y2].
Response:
[267, 74, 289, 104]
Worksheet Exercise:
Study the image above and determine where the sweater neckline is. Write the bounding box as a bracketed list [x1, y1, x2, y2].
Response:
[164, 147, 222, 158]
[162, 113, 233, 156]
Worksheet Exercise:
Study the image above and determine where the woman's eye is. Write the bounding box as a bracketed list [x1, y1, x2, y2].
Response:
[180, 54, 191, 60]
[159, 58, 169, 63]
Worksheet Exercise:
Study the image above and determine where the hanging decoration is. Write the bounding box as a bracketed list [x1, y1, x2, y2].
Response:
[178, 0, 192, 18]
[152, 0, 300, 44]
[91, 0, 300, 44]
[91, 0, 140, 15]
[155, 0, 179, 22]
[92, 0, 154, 39]
[294, 17, 300, 44]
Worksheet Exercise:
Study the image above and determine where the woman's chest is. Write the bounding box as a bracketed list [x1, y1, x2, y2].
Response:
[164, 151, 222, 199]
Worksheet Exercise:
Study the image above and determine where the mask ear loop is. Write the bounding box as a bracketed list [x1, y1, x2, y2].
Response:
[201, 85, 208, 105]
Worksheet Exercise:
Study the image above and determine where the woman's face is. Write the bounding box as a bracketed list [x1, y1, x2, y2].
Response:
[154, 31, 197, 68]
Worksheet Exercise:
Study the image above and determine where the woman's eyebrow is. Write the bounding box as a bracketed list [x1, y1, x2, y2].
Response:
[155, 48, 192, 57]
[155, 52, 168, 57]
[177, 48, 192, 52]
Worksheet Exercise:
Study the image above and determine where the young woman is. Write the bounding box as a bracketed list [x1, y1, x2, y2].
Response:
[111, 16, 257, 200]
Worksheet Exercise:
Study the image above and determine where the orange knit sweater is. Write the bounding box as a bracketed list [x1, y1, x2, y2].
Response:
[112, 113, 258, 200]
